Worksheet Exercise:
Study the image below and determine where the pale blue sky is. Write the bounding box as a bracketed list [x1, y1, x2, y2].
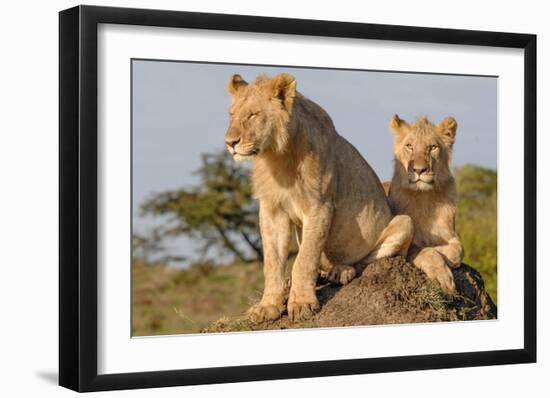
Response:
[132, 60, 497, 266]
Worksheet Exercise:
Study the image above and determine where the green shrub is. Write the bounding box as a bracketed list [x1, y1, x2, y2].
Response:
[455, 164, 497, 303]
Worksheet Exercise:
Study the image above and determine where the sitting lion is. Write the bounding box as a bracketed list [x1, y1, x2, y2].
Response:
[224, 73, 413, 322]
[387, 114, 464, 293]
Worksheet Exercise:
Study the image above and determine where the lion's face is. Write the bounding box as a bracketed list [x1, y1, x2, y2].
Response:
[390, 115, 457, 192]
[225, 74, 296, 161]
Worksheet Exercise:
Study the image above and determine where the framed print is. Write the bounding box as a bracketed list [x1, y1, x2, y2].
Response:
[59, 5, 537, 392]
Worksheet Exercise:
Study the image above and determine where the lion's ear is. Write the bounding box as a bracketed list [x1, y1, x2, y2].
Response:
[228, 74, 248, 95]
[389, 114, 409, 140]
[438, 116, 457, 146]
[270, 73, 297, 111]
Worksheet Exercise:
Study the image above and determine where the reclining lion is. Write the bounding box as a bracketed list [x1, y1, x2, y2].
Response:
[224, 73, 413, 321]
[387, 114, 464, 293]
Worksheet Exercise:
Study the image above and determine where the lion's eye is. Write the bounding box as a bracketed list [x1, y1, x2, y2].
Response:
[248, 112, 258, 120]
[405, 144, 413, 151]
[430, 145, 438, 152]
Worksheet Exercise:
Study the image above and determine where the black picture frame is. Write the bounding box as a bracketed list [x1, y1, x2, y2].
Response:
[59, 5, 537, 392]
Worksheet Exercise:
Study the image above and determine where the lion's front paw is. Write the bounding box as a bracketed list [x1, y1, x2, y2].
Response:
[287, 290, 320, 321]
[427, 265, 456, 294]
[287, 301, 320, 321]
[247, 303, 284, 323]
[327, 265, 357, 285]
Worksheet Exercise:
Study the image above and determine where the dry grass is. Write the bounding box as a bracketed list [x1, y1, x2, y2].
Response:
[132, 260, 264, 336]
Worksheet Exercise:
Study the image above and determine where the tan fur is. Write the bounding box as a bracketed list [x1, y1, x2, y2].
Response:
[225, 74, 413, 321]
[382, 181, 391, 196]
[387, 114, 464, 293]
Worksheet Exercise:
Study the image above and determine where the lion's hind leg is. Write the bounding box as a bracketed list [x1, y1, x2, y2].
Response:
[319, 253, 357, 285]
[327, 265, 357, 285]
[364, 214, 414, 264]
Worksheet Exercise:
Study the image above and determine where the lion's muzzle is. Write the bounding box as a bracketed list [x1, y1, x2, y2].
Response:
[407, 159, 434, 186]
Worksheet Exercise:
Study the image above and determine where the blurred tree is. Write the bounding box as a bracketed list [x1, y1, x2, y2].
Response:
[132, 228, 187, 265]
[455, 164, 497, 210]
[141, 150, 262, 263]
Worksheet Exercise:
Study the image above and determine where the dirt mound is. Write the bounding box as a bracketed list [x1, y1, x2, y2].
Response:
[203, 256, 497, 333]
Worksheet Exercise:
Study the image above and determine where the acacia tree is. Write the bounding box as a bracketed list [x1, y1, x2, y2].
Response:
[141, 150, 263, 263]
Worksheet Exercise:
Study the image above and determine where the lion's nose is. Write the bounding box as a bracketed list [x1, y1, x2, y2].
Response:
[413, 165, 429, 174]
[225, 137, 240, 148]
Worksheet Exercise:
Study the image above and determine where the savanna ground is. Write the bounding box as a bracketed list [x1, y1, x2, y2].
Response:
[132, 163, 497, 336]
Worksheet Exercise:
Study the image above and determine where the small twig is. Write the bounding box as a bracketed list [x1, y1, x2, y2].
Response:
[173, 307, 197, 325]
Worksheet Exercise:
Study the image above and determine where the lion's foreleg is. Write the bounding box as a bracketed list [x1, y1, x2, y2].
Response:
[363, 214, 414, 264]
[288, 204, 332, 321]
[248, 202, 291, 323]
[433, 236, 464, 268]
